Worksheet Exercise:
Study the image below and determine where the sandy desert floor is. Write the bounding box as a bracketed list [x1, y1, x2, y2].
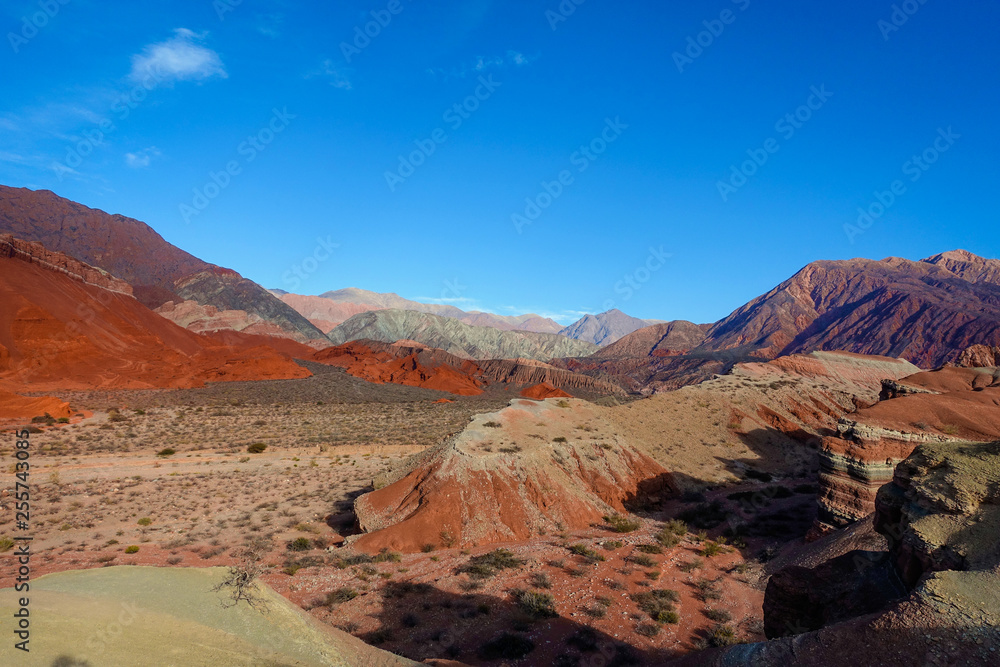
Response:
[0, 365, 821, 664]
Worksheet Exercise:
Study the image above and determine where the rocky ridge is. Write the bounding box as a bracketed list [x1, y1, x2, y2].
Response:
[327, 309, 599, 361]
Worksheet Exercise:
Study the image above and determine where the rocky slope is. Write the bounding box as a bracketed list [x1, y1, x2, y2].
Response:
[312, 341, 486, 396]
[327, 309, 599, 361]
[310, 340, 626, 398]
[591, 320, 711, 358]
[699, 253, 1000, 366]
[351, 397, 677, 552]
[599, 351, 920, 489]
[557, 308, 661, 346]
[816, 364, 1000, 531]
[681, 439, 1000, 667]
[557, 251, 1000, 394]
[0, 236, 311, 392]
[0, 185, 326, 343]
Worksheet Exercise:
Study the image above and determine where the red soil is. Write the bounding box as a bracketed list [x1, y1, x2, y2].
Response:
[520, 382, 572, 400]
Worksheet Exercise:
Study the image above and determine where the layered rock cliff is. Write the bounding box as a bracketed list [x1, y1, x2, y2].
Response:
[817, 366, 1000, 530]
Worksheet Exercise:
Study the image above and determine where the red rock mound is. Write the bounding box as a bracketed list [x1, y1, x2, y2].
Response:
[0, 237, 311, 391]
[0, 387, 72, 423]
[351, 398, 677, 553]
[312, 342, 484, 396]
[520, 382, 571, 399]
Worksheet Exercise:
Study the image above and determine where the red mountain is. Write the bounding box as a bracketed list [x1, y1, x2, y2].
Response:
[0, 235, 311, 396]
[0, 185, 326, 343]
[569, 251, 1000, 392]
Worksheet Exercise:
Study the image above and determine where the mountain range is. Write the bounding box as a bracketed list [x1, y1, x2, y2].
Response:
[3, 186, 1000, 393]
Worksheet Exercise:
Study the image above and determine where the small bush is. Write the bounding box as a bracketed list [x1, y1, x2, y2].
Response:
[421, 543, 436, 553]
[0, 537, 15, 552]
[709, 624, 739, 647]
[478, 633, 535, 660]
[701, 541, 725, 557]
[137, 517, 152, 527]
[157, 448, 176, 457]
[513, 589, 558, 618]
[603, 513, 641, 533]
[637, 544, 663, 555]
[704, 608, 732, 622]
[483, 421, 502, 428]
[247, 443, 267, 454]
[326, 587, 359, 605]
[602, 540, 624, 550]
[568, 543, 605, 562]
[457, 548, 524, 579]
[57, 417, 70, 423]
[631, 554, 656, 568]
[125, 545, 139, 554]
[636, 622, 661, 637]
[552, 436, 568, 443]
[631, 589, 680, 621]
[287, 537, 312, 552]
[373, 549, 402, 563]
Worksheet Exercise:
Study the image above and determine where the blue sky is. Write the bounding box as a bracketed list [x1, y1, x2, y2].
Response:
[2, 0, 998, 325]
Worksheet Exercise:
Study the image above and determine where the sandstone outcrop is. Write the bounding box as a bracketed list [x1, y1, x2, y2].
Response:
[817, 365, 1000, 530]
[351, 398, 676, 552]
[958, 343, 1000, 368]
[0, 387, 72, 423]
[681, 439, 1000, 666]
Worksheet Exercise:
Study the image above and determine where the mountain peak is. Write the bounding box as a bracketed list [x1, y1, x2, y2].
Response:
[924, 249, 987, 264]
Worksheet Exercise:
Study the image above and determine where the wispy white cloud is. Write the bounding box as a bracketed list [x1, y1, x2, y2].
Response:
[129, 28, 227, 85]
[125, 146, 161, 168]
[309, 60, 352, 90]
[428, 50, 536, 79]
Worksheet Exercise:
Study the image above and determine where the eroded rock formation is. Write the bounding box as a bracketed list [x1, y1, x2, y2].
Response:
[817, 365, 1000, 530]
[351, 398, 676, 552]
